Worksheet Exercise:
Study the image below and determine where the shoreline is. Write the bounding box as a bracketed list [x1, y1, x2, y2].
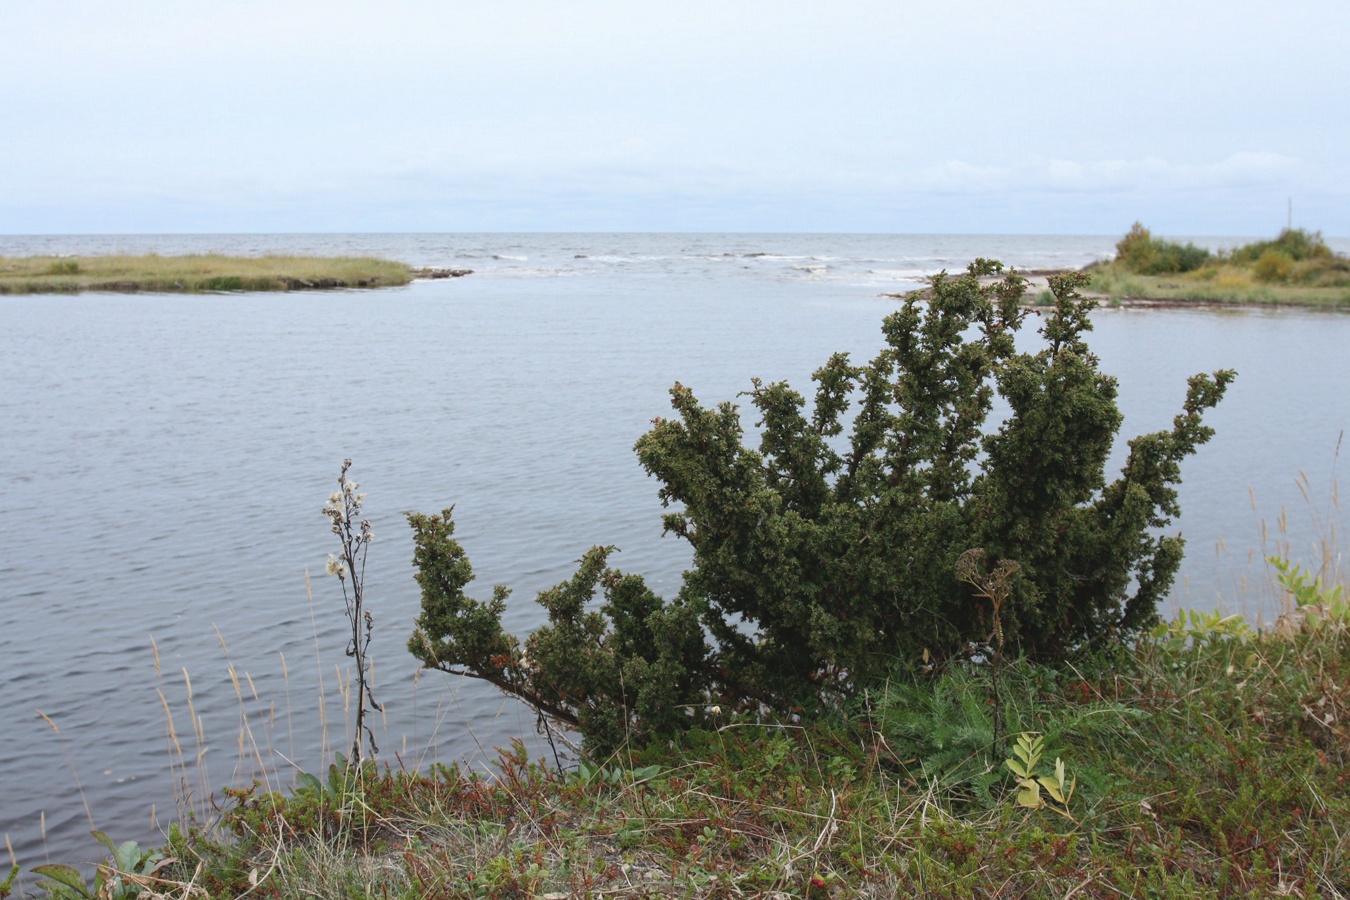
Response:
[882, 268, 1350, 311]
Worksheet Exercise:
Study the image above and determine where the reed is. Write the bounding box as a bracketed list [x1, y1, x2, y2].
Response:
[0, 254, 414, 294]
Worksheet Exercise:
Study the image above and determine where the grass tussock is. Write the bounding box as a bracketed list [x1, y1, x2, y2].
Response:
[0, 254, 414, 294]
[122, 611, 1350, 899]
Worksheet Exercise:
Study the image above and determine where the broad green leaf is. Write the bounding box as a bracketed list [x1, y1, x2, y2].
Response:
[31, 864, 91, 897]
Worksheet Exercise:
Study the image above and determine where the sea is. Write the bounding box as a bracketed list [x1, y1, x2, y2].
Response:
[3, 232, 1348, 878]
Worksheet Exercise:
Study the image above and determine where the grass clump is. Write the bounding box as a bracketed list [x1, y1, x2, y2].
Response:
[0, 254, 414, 294]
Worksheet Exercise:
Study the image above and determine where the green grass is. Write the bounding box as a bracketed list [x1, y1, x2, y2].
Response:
[89, 607, 1345, 899]
[1084, 260, 1350, 308]
[0, 254, 415, 294]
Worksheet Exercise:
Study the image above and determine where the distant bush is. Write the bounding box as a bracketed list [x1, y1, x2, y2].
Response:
[1229, 228, 1332, 265]
[1293, 255, 1350, 288]
[1252, 249, 1296, 284]
[408, 262, 1234, 755]
[1114, 223, 1212, 274]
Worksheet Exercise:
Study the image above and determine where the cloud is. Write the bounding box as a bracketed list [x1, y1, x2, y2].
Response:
[920, 152, 1303, 195]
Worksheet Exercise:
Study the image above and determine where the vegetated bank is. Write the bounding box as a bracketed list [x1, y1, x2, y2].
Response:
[0, 254, 470, 294]
[137, 602, 1350, 899]
[1078, 223, 1350, 309]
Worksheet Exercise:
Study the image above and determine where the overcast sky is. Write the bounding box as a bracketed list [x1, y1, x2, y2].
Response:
[2, 1, 1346, 235]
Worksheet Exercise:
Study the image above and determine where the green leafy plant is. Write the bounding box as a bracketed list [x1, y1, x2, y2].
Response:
[408, 261, 1233, 753]
[868, 657, 1137, 811]
[1005, 732, 1076, 822]
[1149, 607, 1253, 652]
[295, 750, 375, 805]
[32, 831, 172, 900]
[573, 761, 662, 787]
[1271, 556, 1349, 631]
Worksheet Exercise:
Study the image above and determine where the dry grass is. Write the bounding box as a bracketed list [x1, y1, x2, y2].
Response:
[0, 254, 413, 294]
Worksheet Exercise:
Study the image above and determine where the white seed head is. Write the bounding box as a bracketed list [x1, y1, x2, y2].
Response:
[325, 553, 348, 578]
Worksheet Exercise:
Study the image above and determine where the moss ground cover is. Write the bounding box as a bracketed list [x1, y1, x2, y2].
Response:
[0, 254, 414, 294]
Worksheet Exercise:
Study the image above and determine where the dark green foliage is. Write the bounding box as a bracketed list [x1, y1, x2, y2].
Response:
[408, 513, 711, 751]
[1114, 222, 1212, 274]
[408, 260, 1233, 754]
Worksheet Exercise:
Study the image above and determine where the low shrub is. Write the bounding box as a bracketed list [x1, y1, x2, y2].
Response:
[407, 260, 1234, 754]
[1229, 227, 1333, 265]
[1114, 222, 1212, 274]
[1252, 248, 1296, 283]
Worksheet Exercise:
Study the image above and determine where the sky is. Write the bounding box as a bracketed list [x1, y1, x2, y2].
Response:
[2, 0, 1346, 235]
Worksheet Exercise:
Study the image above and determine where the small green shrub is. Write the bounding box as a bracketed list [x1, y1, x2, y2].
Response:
[1229, 227, 1332, 265]
[1252, 248, 1295, 283]
[409, 261, 1233, 754]
[1114, 222, 1211, 274]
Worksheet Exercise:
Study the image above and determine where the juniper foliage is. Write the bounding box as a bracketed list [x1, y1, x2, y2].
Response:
[407, 261, 1234, 754]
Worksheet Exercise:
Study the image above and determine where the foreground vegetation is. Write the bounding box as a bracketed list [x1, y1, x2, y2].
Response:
[1084, 224, 1350, 308]
[20, 584, 1347, 899]
[0, 254, 415, 293]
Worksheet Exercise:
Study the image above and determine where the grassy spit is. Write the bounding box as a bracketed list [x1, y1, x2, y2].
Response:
[1067, 225, 1350, 309]
[51, 605, 1339, 899]
[1077, 262, 1350, 309]
[0, 254, 416, 294]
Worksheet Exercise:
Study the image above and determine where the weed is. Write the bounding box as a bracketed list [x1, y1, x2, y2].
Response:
[321, 459, 383, 763]
[31, 831, 172, 900]
[1272, 555, 1350, 632]
[1149, 606, 1254, 652]
[1004, 732, 1077, 822]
